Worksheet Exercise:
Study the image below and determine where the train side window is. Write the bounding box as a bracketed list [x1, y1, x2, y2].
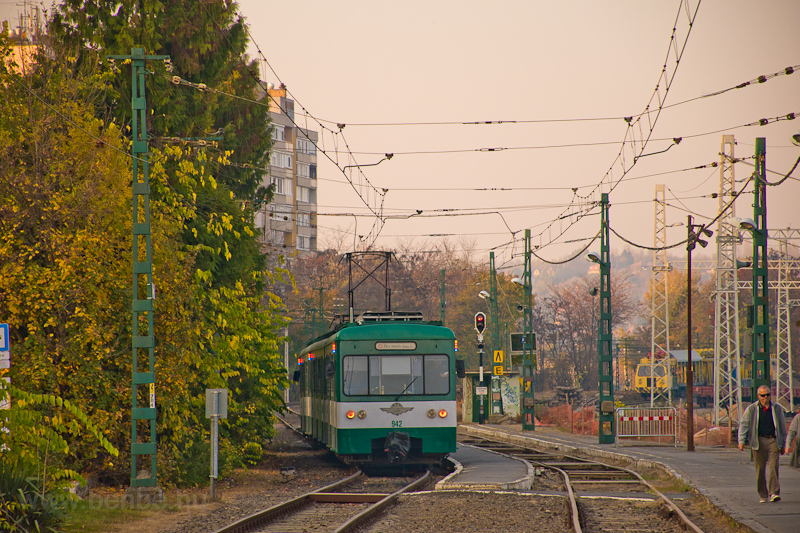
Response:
[342, 356, 368, 395]
[424, 355, 449, 394]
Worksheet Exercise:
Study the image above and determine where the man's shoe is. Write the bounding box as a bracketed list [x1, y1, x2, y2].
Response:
[770, 494, 781, 502]
[759, 498, 767, 503]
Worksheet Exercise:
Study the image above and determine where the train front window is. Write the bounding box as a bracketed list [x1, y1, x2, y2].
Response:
[342, 354, 450, 396]
[342, 356, 369, 395]
[424, 355, 449, 394]
[371, 356, 423, 395]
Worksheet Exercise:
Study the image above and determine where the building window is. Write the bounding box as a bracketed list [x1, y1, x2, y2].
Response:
[297, 137, 316, 155]
[310, 164, 317, 179]
[297, 186, 310, 203]
[271, 125, 285, 142]
[297, 235, 310, 250]
[297, 213, 311, 227]
[272, 152, 292, 169]
[270, 230, 285, 245]
[272, 177, 292, 196]
[297, 162, 310, 178]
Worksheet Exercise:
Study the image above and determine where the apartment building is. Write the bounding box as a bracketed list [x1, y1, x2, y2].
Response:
[254, 84, 318, 258]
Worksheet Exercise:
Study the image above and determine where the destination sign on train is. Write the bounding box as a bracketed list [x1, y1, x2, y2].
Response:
[375, 342, 417, 350]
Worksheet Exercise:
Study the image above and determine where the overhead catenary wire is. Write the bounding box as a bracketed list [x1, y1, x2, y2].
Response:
[280, 64, 799, 129]
[608, 174, 756, 252]
[160, 12, 797, 261]
[193, 0, 388, 248]
[149, 3, 800, 260]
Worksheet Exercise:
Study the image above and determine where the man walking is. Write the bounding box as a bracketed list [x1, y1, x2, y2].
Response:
[738, 385, 787, 503]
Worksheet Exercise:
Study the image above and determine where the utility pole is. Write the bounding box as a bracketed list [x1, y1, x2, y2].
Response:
[713, 135, 741, 434]
[650, 185, 671, 406]
[521, 230, 535, 430]
[597, 194, 615, 444]
[106, 47, 168, 500]
[751, 138, 770, 397]
[686, 216, 712, 451]
[489, 252, 503, 415]
[317, 286, 325, 334]
[440, 269, 446, 324]
[687, 216, 695, 452]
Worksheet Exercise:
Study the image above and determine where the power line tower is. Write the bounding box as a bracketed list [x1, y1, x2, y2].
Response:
[774, 230, 800, 412]
[106, 47, 169, 500]
[750, 138, 770, 397]
[713, 135, 741, 428]
[650, 184, 671, 406]
[597, 194, 615, 444]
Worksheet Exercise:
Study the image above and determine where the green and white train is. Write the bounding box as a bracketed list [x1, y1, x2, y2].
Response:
[296, 311, 460, 465]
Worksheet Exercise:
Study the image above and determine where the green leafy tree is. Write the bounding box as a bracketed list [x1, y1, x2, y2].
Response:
[0, 12, 288, 487]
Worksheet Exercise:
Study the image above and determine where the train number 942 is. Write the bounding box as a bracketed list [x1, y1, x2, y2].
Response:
[391, 420, 403, 428]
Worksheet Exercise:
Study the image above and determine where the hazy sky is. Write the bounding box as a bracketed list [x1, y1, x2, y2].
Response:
[4, 1, 799, 270]
[234, 0, 800, 270]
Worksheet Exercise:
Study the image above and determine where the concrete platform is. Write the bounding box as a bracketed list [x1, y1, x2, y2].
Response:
[436, 442, 532, 490]
[459, 422, 800, 533]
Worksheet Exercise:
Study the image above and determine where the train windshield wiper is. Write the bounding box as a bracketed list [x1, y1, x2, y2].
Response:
[395, 376, 418, 401]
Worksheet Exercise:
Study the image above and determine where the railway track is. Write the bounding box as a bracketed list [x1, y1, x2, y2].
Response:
[212, 470, 430, 533]
[457, 433, 704, 533]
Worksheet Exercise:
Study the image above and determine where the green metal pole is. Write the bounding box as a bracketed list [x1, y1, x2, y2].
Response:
[318, 287, 325, 334]
[440, 269, 446, 324]
[490, 252, 503, 415]
[598, 193, 615, 444]
[522, 230, 535, 430]
[752, 138, 770, 397]
[106, 47, 169, 490]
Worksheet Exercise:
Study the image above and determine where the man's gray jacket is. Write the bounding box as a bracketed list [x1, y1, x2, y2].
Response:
[738, 401, 787, 450]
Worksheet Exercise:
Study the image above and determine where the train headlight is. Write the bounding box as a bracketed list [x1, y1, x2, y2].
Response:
[357, 410, 367, 419]
[438, 409, 448, 418]
[427, 409, 436, 418]
[346, 410, 355, 419]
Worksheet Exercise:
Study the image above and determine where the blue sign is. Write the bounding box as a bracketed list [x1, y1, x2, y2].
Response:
[0, 323, 8, 351]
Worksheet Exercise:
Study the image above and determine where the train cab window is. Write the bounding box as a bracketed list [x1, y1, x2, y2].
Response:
[342, 356, 369, 395]
[370, 356, 424, 396]
[343, 354, 450, 396]
[637, 365, 667, 377]
[424, 355, 449, 395]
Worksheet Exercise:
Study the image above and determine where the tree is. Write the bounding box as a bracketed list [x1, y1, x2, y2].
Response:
[540, 271, 640, 390]
[0, 14, 288, 485]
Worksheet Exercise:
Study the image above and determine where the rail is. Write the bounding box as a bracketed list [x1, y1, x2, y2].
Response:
[212, 469, 429, 533]
[458, 432, 704, 533]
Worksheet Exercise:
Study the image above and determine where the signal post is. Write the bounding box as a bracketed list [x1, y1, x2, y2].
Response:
[475, 312, 487, 424]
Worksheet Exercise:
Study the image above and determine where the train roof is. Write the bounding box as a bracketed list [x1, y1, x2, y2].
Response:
[302, 311, 454, 351]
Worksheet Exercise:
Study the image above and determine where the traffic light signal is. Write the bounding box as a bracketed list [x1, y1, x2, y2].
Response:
[474, 312, 486, 334]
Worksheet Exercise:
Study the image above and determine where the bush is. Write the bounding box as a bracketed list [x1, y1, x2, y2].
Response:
[243, 442, 262, 466]
[0, 459, 67, 532]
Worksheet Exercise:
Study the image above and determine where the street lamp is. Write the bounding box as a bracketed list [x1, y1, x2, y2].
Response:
[586, 251, 604, 265]
[478, 290, 491, 300]
[792, 129, 800, 147]
[737, 217, 758, 233]
[686, 215, 713, 452]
